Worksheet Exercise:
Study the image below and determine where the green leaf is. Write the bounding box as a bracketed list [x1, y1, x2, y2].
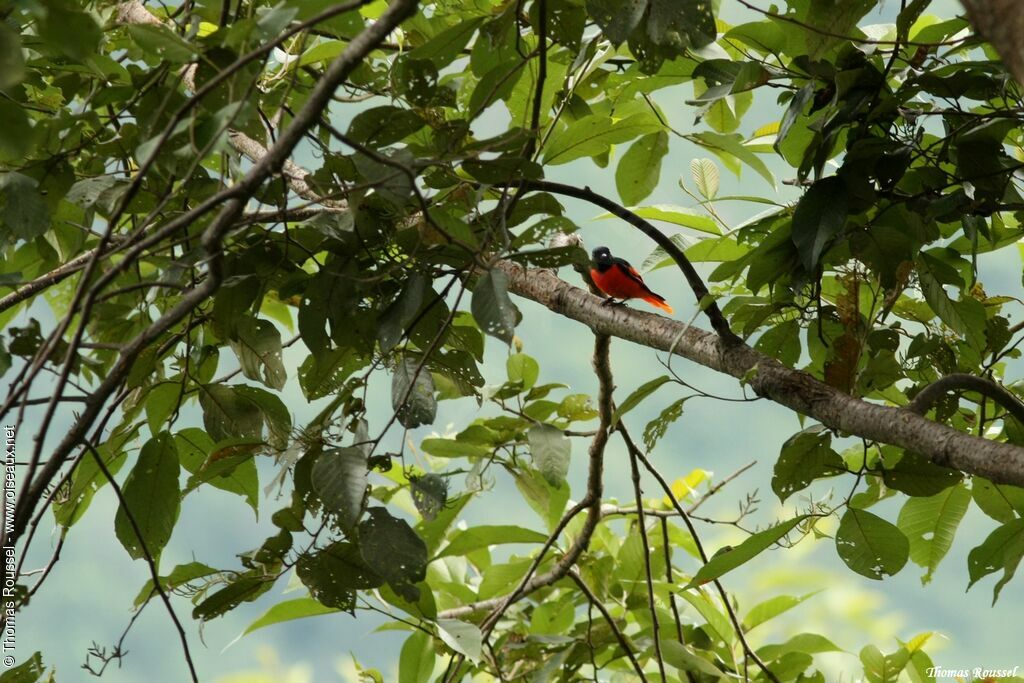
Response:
[543, 113, 662, 165]
[145, 382, 182, 435]
[660, 639, 727, 677]
[379, 274, 427, 353]
[312, 447, 368, 528]
[347, 106, 426, 147]
[597, 204, 720, 235]
[917, 253, 986, 345]
[835, 508, 909, 580]
[127, 24, 198, 63]
[897, 484, 970, 584]
[230, 317, 287, 391]
[692, 131, 775, 187]
[114, 432, 181, 561]
[772, 429, 844, 502]
[193, 575, 270, 621]
[686, 516, 808, 588]
[406, 17, 486, 69]
[358, 507, 428, 588]
[436, 619, 483, 663]
[612, 375, 672, 427]
[506, 353, 540, 391]
[860, 644, 911, 683]
[134, 561, 218, 608]
[392, 357, 437, 429]
[419, 437, 493, 459]
[199, 384, 263, 443]
[690, 158, 720, 199]
[0, 652, 46, 682]
[0, 24, 25, 90]
[791, 176, 848, 271]
[882, 451, 962, 496]
[38, 4, 101, 60]
[176, 428, 259, 514]
[642, 397, 686, 451]
[743, 592, 820, 632]
[399, 630, 435, 683]
[616, 131, 668, 206]
[471, 268, 519, 344]
[297, 541, 382, 609]
[243, 597, 339, 636]
[528, 424, 571, 486]
[586, 0, 648, 44]
[436, 525, 548, 559]
[755, 319, 802, 368]
[967, 518, 1024, 604]
[0, 173, 49, 243]
[972, 477, 1024, 523]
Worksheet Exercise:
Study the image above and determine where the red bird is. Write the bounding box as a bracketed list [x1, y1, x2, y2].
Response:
[590, 246, 673, 314]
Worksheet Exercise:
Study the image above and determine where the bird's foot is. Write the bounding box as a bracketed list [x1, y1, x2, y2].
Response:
[600, 298, 627, 308]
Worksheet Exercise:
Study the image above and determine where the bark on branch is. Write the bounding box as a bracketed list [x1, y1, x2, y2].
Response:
[498, 260, 1024, 487]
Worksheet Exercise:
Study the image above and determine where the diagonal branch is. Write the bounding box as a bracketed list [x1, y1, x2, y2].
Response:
[497, 260, 1024, 488]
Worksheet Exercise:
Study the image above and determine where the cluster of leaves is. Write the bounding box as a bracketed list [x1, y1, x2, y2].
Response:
[5, 0, 1024, 681]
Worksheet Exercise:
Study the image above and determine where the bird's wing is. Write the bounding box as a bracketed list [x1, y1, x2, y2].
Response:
[612, 257, 649, 288]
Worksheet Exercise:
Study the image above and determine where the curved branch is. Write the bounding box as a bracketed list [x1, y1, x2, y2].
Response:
[907, 373, 1024, 425]
[514, 179, 741, 343]
[498, 260, 1024, 487]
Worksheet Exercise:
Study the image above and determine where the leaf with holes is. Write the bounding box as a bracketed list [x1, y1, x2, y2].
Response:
[897, 484, 970, 584]
[230, 317, 287, 391]
[836, 509, 909, 580]
[772, 429, 844, 503]
[312, 447, 368, 529]
[471, 269, 520, 344]
[967, 518, 1024, 604]
[358, 507, 428, 594]
[392, 357, 437, 429]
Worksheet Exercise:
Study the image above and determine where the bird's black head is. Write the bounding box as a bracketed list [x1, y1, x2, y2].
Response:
[591, 246, 613, 270]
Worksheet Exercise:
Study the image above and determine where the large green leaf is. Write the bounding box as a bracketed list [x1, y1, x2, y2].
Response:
[229, 317, 287, 391]
[686, 516, 809, 588]
[392, 357, 437, 429]
[615, 131, 668, 206]
[967, 518, 1024, 604]
[312, 447, 368, 528]
[242, 597, 339, 636]
[114, 432, 181, 561]
[897, 484, 970, 584]
[471, 269, 520, 344]
[835, 509, 909, 580]
[542, 113, 662, 165]
[528, 424, 571, 485]
[772, 429, 844, 502]
[790, 176, 848, 272]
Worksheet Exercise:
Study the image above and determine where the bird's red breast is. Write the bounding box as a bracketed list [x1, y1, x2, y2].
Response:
[590, 262, 673, 313]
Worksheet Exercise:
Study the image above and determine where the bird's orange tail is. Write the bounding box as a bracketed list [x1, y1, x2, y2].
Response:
[644, 295, 673, 314]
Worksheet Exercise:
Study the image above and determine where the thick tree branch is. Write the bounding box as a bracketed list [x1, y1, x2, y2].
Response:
[498, 261, 1024, 487]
